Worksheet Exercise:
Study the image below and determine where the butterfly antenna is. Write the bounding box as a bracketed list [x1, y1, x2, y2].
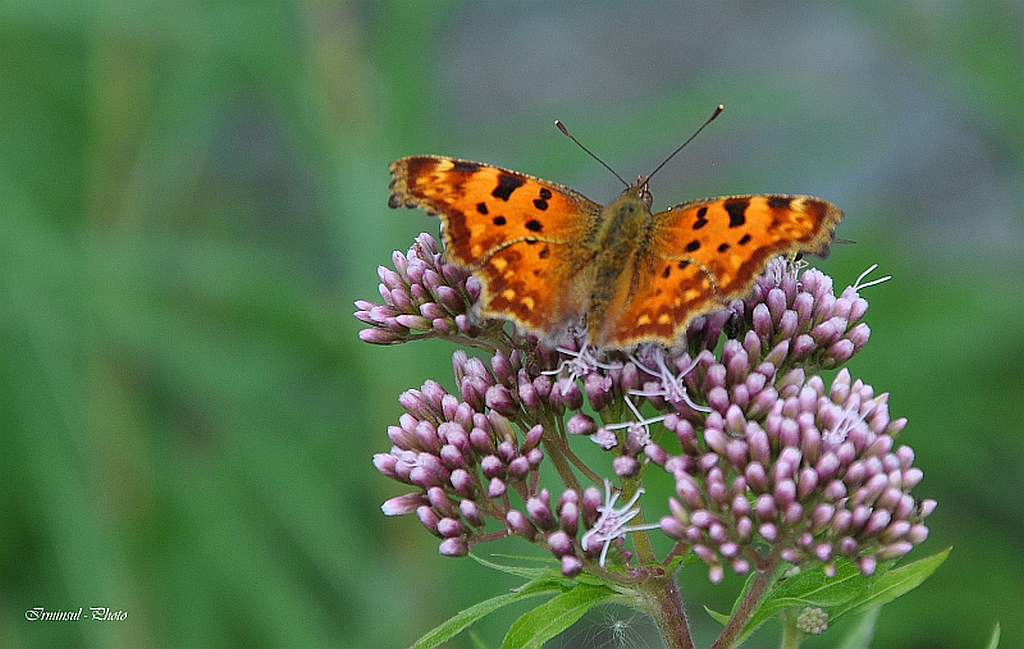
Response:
[555, 119, 630, 188]
[645, 104, 725, 183]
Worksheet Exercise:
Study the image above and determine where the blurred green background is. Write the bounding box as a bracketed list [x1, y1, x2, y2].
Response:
[1, 1, 1021, 647]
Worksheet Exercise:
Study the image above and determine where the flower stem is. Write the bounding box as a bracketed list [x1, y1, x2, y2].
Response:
[635, 570, 695, 649]
[778, 609, 805, 649]
[631, 524, 658, 564]
[540, 436, 582, 493]
[710, 550, 783, 649]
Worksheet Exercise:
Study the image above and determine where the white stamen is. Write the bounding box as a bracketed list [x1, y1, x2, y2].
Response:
[581, 480, 661, 568]
[629, 347, 710, 413]
[851, 263, 892, 292]
[542, 343, 623, 380]
[823, 404, 868, 445]
[603, 397, 665, 437]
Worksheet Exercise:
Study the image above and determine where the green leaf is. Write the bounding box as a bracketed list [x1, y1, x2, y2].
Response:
[830, 548, 950, 619]
[983, 622, 1001, 649]
[501, 583, 618, 649]
[704, 606, 730, 626]
[470, 553, 556, 580]
[410, 575, 570, 649]
[735, 549, 950, 644]
[832, 607, 881, 649]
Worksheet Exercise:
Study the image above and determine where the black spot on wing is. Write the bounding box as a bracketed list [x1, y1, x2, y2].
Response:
[693, 205, 709, 230]
[533, 187, 553, 210]
[492, 173, 525, 201]
[717, 243, 730, 252]
[493, 216, 506, 226]
[453, 161, 480, 172]
[476, 202, 488, 214]
[738, 233, 752, 245]
[724, 199, 749, 228]
[767, 196, 792, 209]
[525, 219, 543, 232]
[686, 240, 700, 252]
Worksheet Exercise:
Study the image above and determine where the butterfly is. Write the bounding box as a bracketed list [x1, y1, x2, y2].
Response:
[388, 143, 843, 350]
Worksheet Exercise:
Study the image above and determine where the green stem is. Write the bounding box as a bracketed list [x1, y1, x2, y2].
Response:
[635, 570, 695, 649]
[631, 525, 658, 565]
[710, 551, 783, 649]
[542, 429, 601, 488]
[778, 609, 805, 649]
[541, 435, 583, 493]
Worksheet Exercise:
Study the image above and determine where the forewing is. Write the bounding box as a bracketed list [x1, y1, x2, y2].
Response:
[388, 155, 603, 339]
[603, 194, 843, 347]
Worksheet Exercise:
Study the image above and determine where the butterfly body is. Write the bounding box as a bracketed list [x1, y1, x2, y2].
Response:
[586, 186, 660, 344]
[388, 155, 843, 350]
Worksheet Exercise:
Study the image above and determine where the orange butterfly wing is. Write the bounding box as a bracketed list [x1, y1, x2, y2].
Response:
[602, 195, 844, 347]
[388, 155, 603, 339]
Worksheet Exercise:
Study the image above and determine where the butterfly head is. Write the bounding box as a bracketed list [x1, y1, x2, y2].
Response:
[629, 176, 654, 211]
